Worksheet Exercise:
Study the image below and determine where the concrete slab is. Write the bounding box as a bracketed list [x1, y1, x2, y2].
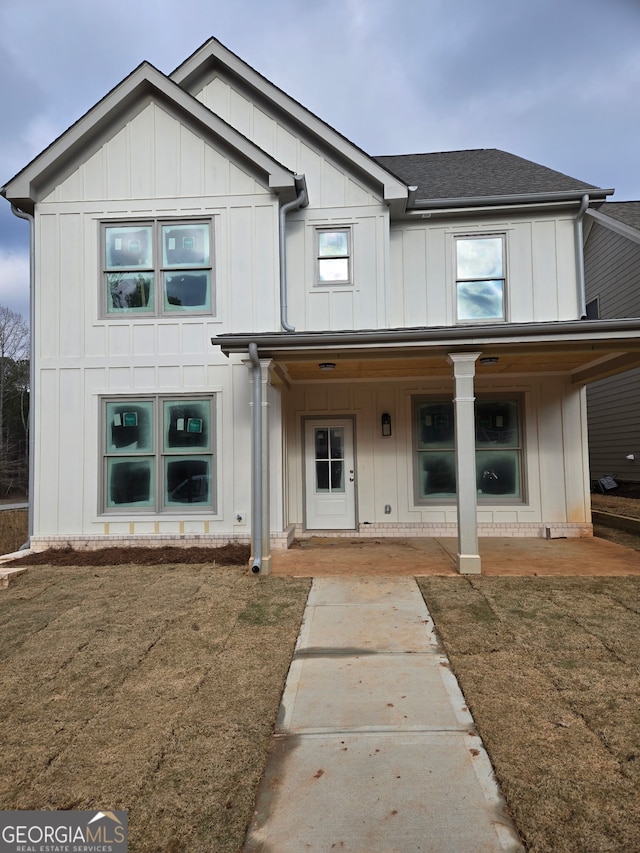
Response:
[296, 602, 439, 654]
[245, 577, 524, 852]
[245, 731, 522, 853]
[307, 575, 423, 606]
[279, 653, 473, 733]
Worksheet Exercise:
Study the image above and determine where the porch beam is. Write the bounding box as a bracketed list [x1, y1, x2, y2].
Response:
[448, 353, 482, 575]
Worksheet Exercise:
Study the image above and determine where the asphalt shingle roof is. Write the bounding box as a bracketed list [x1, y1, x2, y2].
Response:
[598, 201, 640, 232]
[374, 149, 600, 200]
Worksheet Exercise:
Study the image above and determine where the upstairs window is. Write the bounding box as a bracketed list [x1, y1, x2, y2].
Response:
[103, 220, 213, 316]
[316, 228, 351, 285]
[455, 235, 505, 322]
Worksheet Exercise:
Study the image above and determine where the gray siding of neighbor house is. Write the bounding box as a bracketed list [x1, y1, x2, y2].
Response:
[585, 222, 640, 481]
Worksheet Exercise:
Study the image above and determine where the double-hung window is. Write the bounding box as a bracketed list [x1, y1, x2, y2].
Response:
[455, 235, 505, 321]
[414, 398, 523, 502]
[103, 396, 215, 512]
[103, 220, 213, 316]
[316, 228, 351, 285]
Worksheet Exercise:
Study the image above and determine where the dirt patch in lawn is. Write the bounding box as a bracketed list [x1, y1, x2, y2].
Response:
[418, 575, 640, 853]
[0, 508, 28, 555]
[0, 563, 310, 852]
[5, 543, 251, 566]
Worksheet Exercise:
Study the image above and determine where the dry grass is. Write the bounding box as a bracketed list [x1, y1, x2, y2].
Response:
[417, 575, 640, 853]
[0, 563, 310, 853]
[0, 508, 28, 555]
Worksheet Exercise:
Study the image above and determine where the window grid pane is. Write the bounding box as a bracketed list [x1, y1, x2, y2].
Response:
[104, 397, 215, 513]
[103, 220, 212, 317]
[415, 399, 522, 502]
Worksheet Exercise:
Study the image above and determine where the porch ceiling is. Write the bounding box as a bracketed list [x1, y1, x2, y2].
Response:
[215, 319, 640, 386]
[272, 342, 640, 385]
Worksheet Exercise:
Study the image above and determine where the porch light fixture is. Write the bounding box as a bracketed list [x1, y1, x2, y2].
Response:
[381, 413, 392, 436]
[479, 357, 499, 365]
[318, 362, 336, 371]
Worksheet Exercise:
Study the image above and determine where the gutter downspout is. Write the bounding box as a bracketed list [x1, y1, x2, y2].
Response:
[248, 343, 263, 574]
[10, 204, 34, 549]
[575, 194, 589, 319]
[279, 175, 308, 332]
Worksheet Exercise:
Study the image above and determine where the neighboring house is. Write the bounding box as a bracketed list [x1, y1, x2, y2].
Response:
[584, 202, 640, 483]
[4, 38, 640, 574]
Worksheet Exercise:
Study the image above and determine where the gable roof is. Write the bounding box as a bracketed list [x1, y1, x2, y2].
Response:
[1, 60, 298, 214]
[596, 201, 640, 231]
[586, 201, 640, 246]
[375, 149, 611, 209]
[170, 38, 408, 207]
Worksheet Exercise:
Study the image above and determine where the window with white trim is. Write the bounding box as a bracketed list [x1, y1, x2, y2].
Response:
[103, 396, 215, 512]
[316, 228, 351, 285]
[413, 397, 523, 502]
[102, 220, 213, 316]
[455, 235, 505, 321]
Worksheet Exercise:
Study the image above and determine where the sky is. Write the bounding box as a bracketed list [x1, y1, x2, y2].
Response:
[1, 0, 639, 322]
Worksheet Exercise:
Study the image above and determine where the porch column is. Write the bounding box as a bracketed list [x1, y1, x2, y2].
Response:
[448, 353, 482, 574]
[247, 357, 272, 575]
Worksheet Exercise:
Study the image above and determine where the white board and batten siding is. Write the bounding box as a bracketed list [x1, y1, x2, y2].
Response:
[284, 378, 591, 533]
[389, 214, 580, 328]
[32, 101, 281, 538]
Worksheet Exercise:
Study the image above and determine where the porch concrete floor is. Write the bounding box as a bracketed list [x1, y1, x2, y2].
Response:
[270, 535, 640, 576]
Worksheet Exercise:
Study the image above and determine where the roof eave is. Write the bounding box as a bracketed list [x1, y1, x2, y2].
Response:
[2, 61, 296, 206]
[171, 38, 408, 206]
[213, 318, 640, 356]
[406, 188, 613, 217]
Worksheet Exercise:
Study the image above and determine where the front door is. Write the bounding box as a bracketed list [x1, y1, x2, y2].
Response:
[304, 418, 356, 530]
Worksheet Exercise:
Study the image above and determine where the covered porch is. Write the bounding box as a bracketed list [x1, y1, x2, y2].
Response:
[216, 318, 640, 575]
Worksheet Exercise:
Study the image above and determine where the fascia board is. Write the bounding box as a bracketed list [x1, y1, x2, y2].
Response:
[3, 61, 295, 205]
[171, 39, 407, 203]
[586, 208, 640, 246]
[213, 318, 640, 355]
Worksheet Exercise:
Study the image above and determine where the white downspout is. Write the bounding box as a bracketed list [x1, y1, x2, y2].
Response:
[248, 342, 263, 574]
[575, 194, 589, 319]
[10, 204, 34, 548]
[279, 175, 308, 332]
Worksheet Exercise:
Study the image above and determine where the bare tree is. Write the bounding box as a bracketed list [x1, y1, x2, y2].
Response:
[0, 306, 29, 496]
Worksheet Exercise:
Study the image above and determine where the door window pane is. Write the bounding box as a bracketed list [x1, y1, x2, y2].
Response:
[315, 428, 329, 460]
[330, 461, 344, 491]
[316, 461, 330, 492]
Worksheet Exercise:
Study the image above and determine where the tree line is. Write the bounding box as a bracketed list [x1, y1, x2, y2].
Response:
[0, 305, 29, 499]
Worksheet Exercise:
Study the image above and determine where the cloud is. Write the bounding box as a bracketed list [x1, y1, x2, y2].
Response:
[0, 248, 30, 322]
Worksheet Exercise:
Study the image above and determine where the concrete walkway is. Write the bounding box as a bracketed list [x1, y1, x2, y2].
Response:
[244, 577, 524, 852]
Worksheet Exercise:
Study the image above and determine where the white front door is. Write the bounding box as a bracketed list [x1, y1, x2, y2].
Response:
[304, 419, 356, 530]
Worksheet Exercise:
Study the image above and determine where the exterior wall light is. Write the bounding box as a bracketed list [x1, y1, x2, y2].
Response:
[381, 413, 392, 436]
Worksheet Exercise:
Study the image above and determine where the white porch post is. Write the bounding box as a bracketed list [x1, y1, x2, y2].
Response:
[448, 353, 482, 575]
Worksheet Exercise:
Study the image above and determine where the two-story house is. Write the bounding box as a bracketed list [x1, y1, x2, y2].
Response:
[4, 38, 640, 574]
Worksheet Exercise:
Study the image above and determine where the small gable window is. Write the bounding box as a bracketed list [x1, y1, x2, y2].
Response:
[455, 235, 505, 322]
[103, 220, 213, 316]
[316, 228, 351, 285]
